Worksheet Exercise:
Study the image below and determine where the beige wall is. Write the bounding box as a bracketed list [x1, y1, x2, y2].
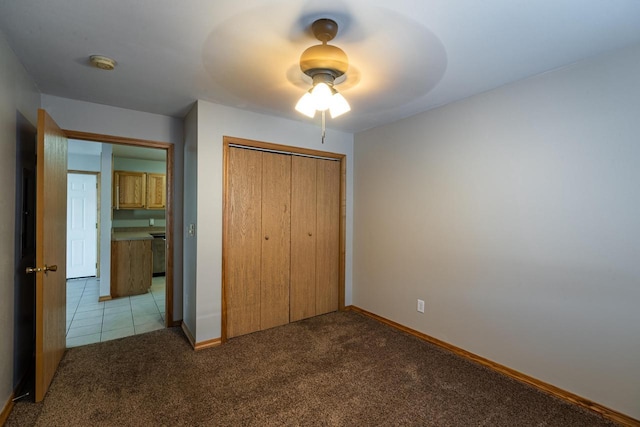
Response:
[353, 43, 640, 419]
[184, 100, 354, 343]
[0, 31, 41, 411]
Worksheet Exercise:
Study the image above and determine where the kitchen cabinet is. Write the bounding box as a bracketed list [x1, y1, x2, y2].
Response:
[113, 171, 166, 210]
[113, 171, 146, 209]
[146, 173, 166, 209]
[111, 238, 152, 297]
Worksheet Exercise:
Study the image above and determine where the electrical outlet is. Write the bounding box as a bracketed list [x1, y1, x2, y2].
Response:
[417, 299, 425, 313]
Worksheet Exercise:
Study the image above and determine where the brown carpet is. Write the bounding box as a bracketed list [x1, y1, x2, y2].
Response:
[7, 311, 616, 426]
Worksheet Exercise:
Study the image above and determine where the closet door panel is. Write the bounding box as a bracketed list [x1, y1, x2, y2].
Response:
[290, 156, 317, 322]
[260, 152, 291, 330]
[227, 148, 263, 338]
[315, 159, 340, 315]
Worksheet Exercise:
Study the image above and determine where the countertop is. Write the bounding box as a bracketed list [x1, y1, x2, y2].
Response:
[112, 231, 155, 241]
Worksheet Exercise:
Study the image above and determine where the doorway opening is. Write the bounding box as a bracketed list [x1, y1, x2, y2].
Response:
[63, 130, 175, 348]
[67, 172, 98, 280]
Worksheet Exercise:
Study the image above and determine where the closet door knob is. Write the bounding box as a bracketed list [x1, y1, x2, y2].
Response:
[308, 232, 312, 236]
[265, 236, 269, 240]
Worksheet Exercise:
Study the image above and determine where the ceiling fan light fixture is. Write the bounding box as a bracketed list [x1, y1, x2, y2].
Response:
[295, 76, 351, 118]
[295, 18, 352, 125]
[311, 82, 333, 111]
[329, 91, 351, 118]
[295, 92, 317, 118]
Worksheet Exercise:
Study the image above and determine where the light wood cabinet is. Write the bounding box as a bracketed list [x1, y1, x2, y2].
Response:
[146, 173, 166, 209]
[226, 146, 340, 338]
[113, 171, 166, 210]
[111, 239, 152, 297]
[114, 171, 146, 209]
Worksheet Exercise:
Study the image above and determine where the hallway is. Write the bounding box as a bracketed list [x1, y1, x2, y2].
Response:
[65, 277, 165, 348]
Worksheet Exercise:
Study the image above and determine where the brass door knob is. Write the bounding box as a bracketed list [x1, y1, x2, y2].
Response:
[26, 264, 58, 274]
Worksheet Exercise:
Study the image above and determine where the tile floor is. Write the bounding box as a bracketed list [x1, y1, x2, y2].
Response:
[66, 276, 165, 348]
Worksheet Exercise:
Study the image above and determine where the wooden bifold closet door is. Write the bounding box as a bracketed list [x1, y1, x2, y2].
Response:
[260, 152, 291, 330]
[290, 156, 340, 321]
[226, 148, 262, 338]
[226, 145, 340, 338]
[226, 149, 291, 338]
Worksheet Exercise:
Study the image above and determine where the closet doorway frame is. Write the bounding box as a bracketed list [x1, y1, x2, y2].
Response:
[64, 130, 176, 327]
[221, 136, 347, 342]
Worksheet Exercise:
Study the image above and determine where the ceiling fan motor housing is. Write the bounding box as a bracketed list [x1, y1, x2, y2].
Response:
[300, 44, 349, 78]
[299, 18, 348, 80]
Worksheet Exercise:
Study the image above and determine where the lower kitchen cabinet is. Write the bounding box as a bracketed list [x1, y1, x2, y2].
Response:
[111, 239, 152, 297]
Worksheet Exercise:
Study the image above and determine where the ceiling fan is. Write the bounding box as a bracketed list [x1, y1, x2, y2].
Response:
[295, 18, 351, 136]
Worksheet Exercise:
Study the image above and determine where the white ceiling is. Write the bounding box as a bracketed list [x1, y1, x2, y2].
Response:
[1, 0, 639, 133]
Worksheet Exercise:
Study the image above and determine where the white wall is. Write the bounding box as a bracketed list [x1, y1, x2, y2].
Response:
[353, 44, 640, 419]
[0, 30, 41, 412]
[67, 140, 112, 289]
[41, 95, 185, 320]
[67, 149, 108, 290]
[186, 100, 354, 343]
[114, 157, 166, 173]
[182, 103, 198, 335]
[99, 145, 112, 297]
[68, 153, 101, 171]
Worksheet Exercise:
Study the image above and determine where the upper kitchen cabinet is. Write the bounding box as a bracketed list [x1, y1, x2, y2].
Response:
[114, 171, 147, 209]
[113, 170, 166, 210]
[146, 173, 166, 209]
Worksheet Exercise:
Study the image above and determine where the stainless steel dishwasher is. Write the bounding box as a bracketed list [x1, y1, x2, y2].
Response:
[150, 233, 166, 276]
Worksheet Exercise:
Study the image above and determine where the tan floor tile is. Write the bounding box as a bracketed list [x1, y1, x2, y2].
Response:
[66, 333, 101, 348]
[67, 323, 102, 338]
[102, 316, 134, 332]
[101, 326, 135, 342]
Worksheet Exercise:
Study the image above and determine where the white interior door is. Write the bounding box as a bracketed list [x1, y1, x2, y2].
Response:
[66, 173, 97, 278]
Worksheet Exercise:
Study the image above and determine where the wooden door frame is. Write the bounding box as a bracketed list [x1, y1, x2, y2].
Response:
[64, 130, 177, 327]
[66, 170, 100, 278]
[222, 136, 347, 343]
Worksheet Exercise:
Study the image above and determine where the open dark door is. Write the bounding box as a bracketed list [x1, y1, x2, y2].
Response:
[30, 109, 68, 402]
[13, 112, 37, 399]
